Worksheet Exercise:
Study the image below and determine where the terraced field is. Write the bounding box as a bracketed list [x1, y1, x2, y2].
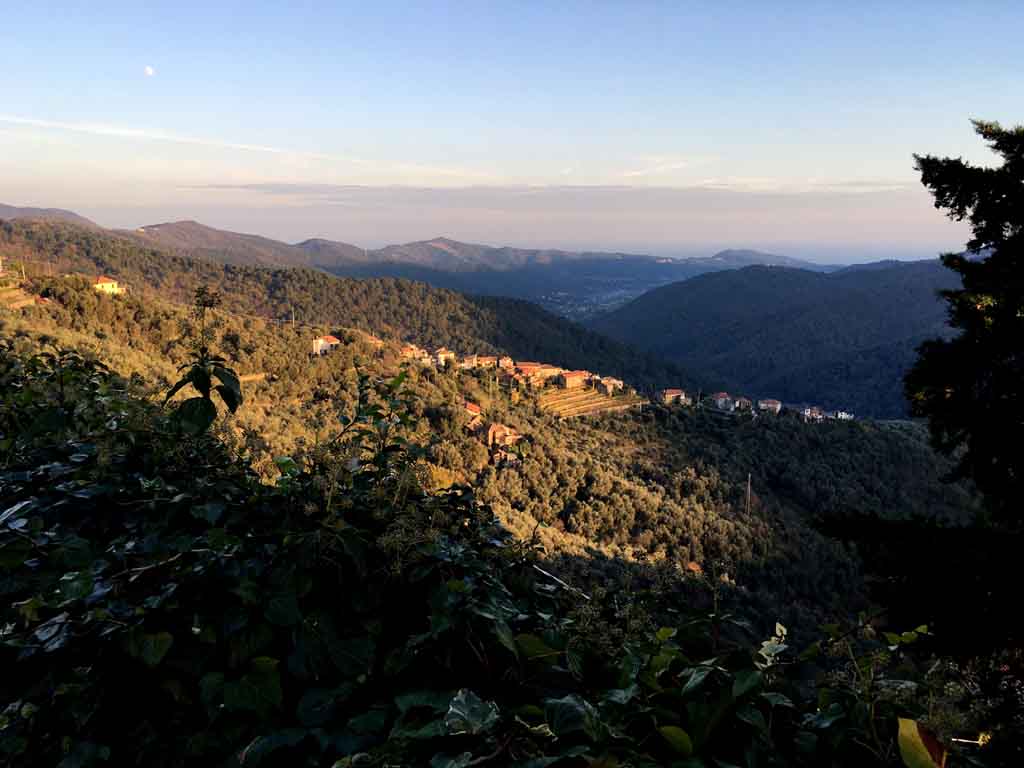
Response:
[538, 386, 646, 419]
[0, 282, 35, 310]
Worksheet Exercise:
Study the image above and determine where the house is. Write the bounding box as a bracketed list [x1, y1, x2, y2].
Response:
[400, 343, 432, 364]
[595, 377, 624, 396]
[477, 355, 498, 368]
[514, 361, 542, 377]
[435, 347, 456, 367]
[757, 399, 782, 415]
[558, 370, 591, 389]
[464, 400, 484, 429]
[312, 334, 342, 355]
[92, 276, 122, 295]
[497, 356, 514, 370]
[502, 371, 528, 390]
[486, 423, 522, 448]
[660, 388, 690, 405]
[802, 406, 825, 423]
[360, 332, 384, 348]
[458, 354, 478, 370]
[711, 392, 734, 411]
[735, 397, 753, 411]
[832, 410, 855, 421]
[536, 364, 564, 382]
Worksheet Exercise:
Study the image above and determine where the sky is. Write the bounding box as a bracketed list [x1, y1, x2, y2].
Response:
[1, 1, 1021, 261]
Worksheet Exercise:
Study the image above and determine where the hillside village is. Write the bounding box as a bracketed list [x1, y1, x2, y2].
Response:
[1, 258, 857, 429]
[312, 334, 856, 426]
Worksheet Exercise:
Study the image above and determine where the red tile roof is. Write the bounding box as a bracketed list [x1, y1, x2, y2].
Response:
[93, 275, 117, 284]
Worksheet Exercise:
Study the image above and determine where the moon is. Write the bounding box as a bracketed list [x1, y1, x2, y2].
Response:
[144, 65, 155, 77]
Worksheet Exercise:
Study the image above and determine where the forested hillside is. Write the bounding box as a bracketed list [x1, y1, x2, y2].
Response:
[3, 288, 1017, 766]
[1, 279, 980, 628]
[589, 262, 960, 417]
[0, 219, 688, 389]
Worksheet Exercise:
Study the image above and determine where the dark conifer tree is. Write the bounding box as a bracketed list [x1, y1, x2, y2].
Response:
[906, 120, 1024, 519]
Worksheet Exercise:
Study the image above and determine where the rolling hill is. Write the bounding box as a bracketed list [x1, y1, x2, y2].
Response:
[112, 216, 840, 317]
[0, 218, 691, 390]
[0, 203, 98, 228]
[589, 260, 960, 417]
[118, 220, 364, 269]
[5, 204, 846, 319]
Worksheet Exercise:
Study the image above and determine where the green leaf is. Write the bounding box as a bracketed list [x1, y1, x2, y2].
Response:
[215, 384, 242, 413]
[429, 753, 473, 768]
[224, 657, 283, 718]
[58, 571, 94, 602]
[192, 501, 225, 525]
[443, 689, 499, 736]
[396, 690, 454, 714]
[516, 633, 558, 661]
[175, 397, 217, 434]
[759, 692, 794, 709]
[604, 684, 639, 705]
[656, 626, 677, 642]
[164, 369, 195, 403]
[682, 666, 713, 695]
[897, 718, 946, 768]
[658, 725, 694, 756]
[239, 729, 306, 765]
[127, 631, 174, 667]
[731, 669, 762, 700]
[735, 703, 768, 732]
[212, 365, 241, 397]
[492, 620, 519, 659]
[544, 694, 594, 738]
[297, 686, 352, 727]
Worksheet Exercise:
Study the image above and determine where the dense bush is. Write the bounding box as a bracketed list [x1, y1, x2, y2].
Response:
[1, 342, 1017, 767]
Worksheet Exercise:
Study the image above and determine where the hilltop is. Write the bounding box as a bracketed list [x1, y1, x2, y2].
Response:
[589, 261, 959, 418]
[119, 219, 363, 269]
[0, 203, 98, 228]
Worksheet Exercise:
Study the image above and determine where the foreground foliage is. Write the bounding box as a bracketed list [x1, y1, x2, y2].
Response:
[2, 342, 1017, 767]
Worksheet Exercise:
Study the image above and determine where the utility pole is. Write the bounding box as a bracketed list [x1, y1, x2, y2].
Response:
[745, 473, 752, 516]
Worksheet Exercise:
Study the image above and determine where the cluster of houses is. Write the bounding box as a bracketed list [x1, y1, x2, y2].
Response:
[658, 388, 854, 422]
[396, 343, 629, 396]
[311, 333, 856, 426]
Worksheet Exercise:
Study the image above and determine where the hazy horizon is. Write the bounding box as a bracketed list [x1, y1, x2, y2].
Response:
[1, 185, 966, 265]
[3, 2, 1019, 262]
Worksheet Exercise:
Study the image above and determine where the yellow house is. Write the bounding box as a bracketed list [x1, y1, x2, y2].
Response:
[92, 276, 123, 295]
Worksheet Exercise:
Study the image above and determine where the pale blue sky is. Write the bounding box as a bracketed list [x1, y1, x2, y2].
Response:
[1, 2, 1020, 259]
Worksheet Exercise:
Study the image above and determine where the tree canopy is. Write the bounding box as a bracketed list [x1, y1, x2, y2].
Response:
[906, 120, 1024, 519]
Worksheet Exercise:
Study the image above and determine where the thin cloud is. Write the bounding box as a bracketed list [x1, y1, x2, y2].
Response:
[622, 155, 716, 178]
[144, 65, 155, 77]
[0, 114, 498, 184]
[0, 114, 349, 160]
[696, 176, 912, 194]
